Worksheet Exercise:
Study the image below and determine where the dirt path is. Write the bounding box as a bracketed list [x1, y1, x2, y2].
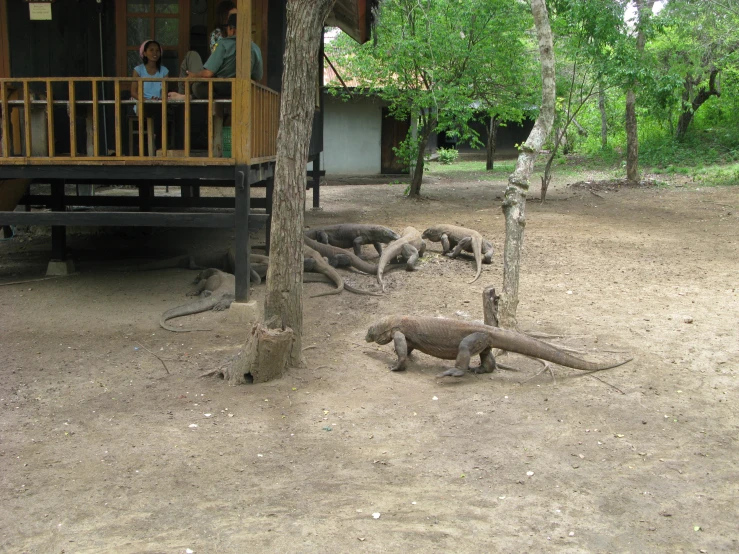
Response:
[1, 170, 737, 553]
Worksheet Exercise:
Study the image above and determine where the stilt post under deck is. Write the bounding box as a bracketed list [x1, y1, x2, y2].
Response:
[311, 163, 320, 208]
[235, 167, 251, 302]
[50, 180, 66, 260]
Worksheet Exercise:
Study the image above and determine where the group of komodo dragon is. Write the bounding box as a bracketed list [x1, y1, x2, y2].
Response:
[149, 223, 631, 379]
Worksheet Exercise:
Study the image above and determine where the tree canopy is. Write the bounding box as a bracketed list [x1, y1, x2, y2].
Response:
[327, 0, 535, 195]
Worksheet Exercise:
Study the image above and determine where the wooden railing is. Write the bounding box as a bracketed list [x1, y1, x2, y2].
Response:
[0, 77, 280, 165]
[250, 81, 280, 163]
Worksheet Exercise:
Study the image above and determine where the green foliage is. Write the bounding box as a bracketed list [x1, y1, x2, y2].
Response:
[436, 147, 459, 165]
[326, 0, 536, 191]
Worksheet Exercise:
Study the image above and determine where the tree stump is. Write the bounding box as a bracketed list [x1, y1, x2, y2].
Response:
[227, 322, 294, 385]
[483, 286, 500, 327]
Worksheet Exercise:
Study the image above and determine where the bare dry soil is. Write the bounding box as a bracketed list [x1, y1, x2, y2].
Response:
[0, 168, 737, 553]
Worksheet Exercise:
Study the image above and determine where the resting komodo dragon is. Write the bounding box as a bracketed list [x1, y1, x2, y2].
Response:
[160, 268, 235, 332]
[305, 224, 399, 257]
[366, 315, 632, 378]
[303, 244, 380, 297]
[304, 236, 380, 275]
[377, 226, 426, 291]
[160, 255, 379, 331]
[422, 224, 494, 284]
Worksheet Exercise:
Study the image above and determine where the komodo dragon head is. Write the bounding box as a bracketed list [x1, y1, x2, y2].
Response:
[377, 227, 402, 242]
[365, 315, 401, 345]
[421, 227, 443, 241]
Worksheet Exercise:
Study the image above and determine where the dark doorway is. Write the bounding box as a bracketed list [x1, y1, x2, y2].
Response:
[381, 107, 410, 174]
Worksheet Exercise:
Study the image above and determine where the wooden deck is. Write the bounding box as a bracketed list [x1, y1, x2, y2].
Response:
[0, 77, 279, 165]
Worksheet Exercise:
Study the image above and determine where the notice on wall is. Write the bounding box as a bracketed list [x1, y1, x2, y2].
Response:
[29, 3, 52, 20]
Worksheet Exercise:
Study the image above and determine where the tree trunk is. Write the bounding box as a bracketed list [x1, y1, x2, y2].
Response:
[486, 116, 499, 171]
[625, 87, 639, 182]
[498, 0, 555, 329]
[407, 116, 435, 197]
[262, 0, 337, 368]
[599, 81, 607, 149]
[624, 0, 654, 184]
[676, 68, 720, 140]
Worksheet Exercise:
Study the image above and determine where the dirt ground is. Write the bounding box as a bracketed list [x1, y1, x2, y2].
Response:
[1, 166, 737, 553]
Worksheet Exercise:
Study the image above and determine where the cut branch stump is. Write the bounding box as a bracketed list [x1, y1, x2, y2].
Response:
[228, 322, 294, 384]
[483, 286, 500, 327]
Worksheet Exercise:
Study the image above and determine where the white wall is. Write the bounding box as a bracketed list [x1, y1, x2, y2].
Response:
[320, 94, 383, 176]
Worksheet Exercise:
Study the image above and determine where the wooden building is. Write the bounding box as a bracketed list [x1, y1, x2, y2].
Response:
[0, 0, 374, 300]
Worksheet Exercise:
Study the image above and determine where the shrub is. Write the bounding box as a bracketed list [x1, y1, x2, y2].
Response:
[437, 147, 459, 165]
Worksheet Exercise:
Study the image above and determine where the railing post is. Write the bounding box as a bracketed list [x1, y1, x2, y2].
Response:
[114, 80, 122, 157]
[68, 81, 76, 157]
[161, 79, 168, 157]
[46, 80, 55, 157]
[235, 167, 251, 302]
[91, 79, 99, 157]
[0, 81, 10, 157]
[22, 81, 31, 157]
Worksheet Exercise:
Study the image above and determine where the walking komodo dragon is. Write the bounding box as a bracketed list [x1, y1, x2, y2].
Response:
[422, 224, 494, 284]
[366, 315, 632, 378]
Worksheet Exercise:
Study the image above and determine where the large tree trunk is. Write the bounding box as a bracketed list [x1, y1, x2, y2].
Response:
[262, 0, 337, 367]
[624, 0, 654, 184]
[407, 115, 436, 197]
[675, 68, 721, 140]
[498, 0, 555, 329]
[486, 116, 499, 171]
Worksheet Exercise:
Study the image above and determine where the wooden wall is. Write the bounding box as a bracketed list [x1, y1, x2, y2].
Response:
[6, 0, 116, 82]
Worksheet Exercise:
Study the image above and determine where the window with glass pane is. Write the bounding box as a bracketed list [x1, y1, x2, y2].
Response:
[127, 18, 149, 46]
[127, 1, 150, 13]
[154, 0, 179, 14]
[155, 18, 180, 46]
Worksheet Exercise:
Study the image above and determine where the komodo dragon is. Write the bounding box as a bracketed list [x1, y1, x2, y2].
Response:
[160, 268, 235, 332]
[304, 236, 381, 275]
[365, 315, 632, 378]
[422, 224, 494, 284]
[305, 224, 400, 257]
[377, 227, 426, 291]
[116, 248, 264, 283]
[160, 257, 379, 331]
[303, 245, 380, 297]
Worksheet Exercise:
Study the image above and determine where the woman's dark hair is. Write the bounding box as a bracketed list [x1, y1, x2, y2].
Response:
[141, 40, 162, 70]
[217, 1, 236, 24]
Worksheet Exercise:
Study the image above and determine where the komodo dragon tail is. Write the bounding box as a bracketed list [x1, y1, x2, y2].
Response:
[160, 296, 223, 332]
[303, 273, 381, 296]
[491, 327, 633, 371]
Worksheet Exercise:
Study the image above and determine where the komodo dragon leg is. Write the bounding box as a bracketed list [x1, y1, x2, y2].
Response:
[401, 244, 421, 270]
[440, 233, 452, 254]
[437, 332, 497, 378]
[391, 331, 409, 371]
[446, 237, 473, 259]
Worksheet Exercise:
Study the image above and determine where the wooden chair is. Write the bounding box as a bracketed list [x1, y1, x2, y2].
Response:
[127, 114, 156, 157]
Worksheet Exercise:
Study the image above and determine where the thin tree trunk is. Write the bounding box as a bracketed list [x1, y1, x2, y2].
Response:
[498, 0, 555, 329]
[624, 0, 654, 184]
[625, 87, 638, 182]
[599, 81, 607, 149]
[263, 0, 337, 366]
[676, 68, 720, 140]
[486, 116, 499, 171]
[408, 115, 435, 197]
